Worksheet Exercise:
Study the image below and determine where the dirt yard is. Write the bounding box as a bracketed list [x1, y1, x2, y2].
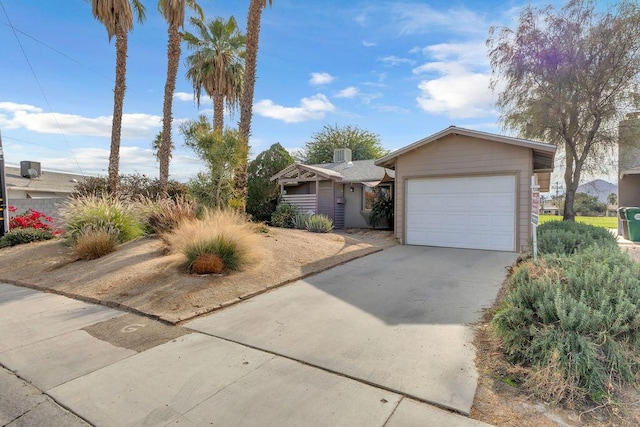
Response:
[0, 227, 390, 324]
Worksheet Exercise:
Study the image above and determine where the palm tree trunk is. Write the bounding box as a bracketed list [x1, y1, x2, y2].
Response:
[213, 92, 224, 131]
[109, 28, 128, 197]
[159, 24, 181, 192]
[236, 0, 267, 211]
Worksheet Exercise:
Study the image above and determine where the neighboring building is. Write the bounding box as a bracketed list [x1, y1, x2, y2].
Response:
[542, 204, 560, 215]
[618, 112, 640, 235]
[4, 161, 86, 217]
[271, 148, 394, 229]
[375, 126, 556, 252]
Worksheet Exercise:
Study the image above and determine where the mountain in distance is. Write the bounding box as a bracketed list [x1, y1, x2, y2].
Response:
[577, 179, 618, 204]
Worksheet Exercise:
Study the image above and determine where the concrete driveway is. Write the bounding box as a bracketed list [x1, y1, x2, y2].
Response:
[188, 245, 518, 415]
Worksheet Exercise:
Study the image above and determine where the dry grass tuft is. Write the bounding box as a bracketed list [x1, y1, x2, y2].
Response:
[72, 229, 118, 260]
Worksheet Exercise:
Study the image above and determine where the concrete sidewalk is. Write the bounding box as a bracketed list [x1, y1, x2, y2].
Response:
[0, 283, 491, 426]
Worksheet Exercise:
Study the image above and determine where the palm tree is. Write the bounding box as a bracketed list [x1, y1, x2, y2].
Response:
[183, 16, 245, 130]
[236, 0, 272, 210]
[88, 0, 146, 196]
[158, 0, 203, 192]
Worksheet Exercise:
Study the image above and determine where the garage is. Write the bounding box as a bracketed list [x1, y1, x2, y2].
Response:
[405, 175, 516, 251]
[375, 126, 557, 252]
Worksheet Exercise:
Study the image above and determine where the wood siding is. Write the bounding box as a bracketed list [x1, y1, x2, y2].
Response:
[394, 134, 533, 252]
[282, 194, 317, 213]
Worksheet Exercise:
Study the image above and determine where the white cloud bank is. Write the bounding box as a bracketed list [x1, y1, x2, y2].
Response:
[0, 102, 161, 139]
[309, 72, 334, 86]
[254, 94, 335, 123]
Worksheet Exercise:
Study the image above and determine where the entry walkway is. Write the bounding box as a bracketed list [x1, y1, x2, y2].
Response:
[0, 283, 491, 426]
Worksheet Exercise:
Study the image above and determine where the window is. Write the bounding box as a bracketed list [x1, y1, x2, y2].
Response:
[362, 185, 391, 211]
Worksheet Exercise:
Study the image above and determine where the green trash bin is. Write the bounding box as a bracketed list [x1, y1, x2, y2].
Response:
[619, 207, 629, 239]
[625, 207, 640, 242]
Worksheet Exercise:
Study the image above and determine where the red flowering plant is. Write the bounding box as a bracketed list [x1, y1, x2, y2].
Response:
[8, 206, 60, 236]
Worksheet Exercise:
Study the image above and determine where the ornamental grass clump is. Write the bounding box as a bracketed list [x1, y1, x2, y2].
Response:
[164, 209, 263, 274]
[136, 195, 198, 234]
[536, 220, 617, 255]
[72, 228, 119, 260]
[304, 214, 333, 233]
[58, 195, 145, 245]
[493, 246, 640, 404]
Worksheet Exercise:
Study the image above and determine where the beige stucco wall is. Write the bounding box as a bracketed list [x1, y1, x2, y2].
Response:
[393, 134, 533, 252]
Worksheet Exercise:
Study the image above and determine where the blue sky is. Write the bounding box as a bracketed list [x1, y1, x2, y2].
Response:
[1, 0, 592, 186]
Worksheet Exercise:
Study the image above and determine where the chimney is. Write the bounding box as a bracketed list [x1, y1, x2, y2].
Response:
[333, 148, 352, 163]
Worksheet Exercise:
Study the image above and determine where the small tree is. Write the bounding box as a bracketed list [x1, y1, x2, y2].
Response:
[488, 0, 640, 221]
[303, 124, 387, 164]
[573, 192, 607, 216]
[247, 143, 294, 221]
[180, 117, 245, 208]
[608, 192, 618, 206]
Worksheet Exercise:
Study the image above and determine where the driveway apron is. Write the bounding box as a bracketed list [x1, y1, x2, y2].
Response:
[187, 245, 518, 416]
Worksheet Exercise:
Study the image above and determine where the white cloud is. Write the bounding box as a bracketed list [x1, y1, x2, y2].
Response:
[414, 63, 494, 118]
[173, 92, 194, 102]
[379, 55, 415, 66]
[335, 86, 359, 98]
[391, 3, 486, 36]
[362, 40, 377, 47]
[0, 102, 162, 139]
[309, 72, 334, 86]
[412, 42, 497, 119]
[254, 94, 335, 123]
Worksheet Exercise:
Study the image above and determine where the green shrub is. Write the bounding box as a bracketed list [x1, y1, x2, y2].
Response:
[72, 174, 188, 200]
[305, 214, 333, 233]
[292, 212, 311, 230]
[270, 202, 298, 228]
[536, 220, 617, 255]
[72, 228, 119, 260]
[368, 193, 393, 229]
[493, 246, 640, 403]
[0, 228, 54, 247]
[58, 195, 145, 244]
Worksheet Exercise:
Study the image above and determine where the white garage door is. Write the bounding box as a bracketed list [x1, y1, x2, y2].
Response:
[406, 175, 516, 251]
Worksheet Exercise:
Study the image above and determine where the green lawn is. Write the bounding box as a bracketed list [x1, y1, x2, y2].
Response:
[539, 214, 618, 229]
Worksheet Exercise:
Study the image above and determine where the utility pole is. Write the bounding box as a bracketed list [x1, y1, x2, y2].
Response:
[0, 129, 8, 236]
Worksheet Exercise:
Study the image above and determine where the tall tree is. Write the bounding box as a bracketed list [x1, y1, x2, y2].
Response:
[88, 0, 146, 196]
[247, 143, 294, 221]
[303, 124, 388, 164]
[158, 0, 203, 192]
[488, 0, 640, 221]
[184, 16, 245, 130]
[236, 0, 272, 211]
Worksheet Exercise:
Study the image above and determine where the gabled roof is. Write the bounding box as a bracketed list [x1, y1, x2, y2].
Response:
[4, 166, 89, 194]
[310, 159, 395, 183]
[270, 163, 344, 182]
[375, 126, 556, 171]
[271, 159, 395, 184]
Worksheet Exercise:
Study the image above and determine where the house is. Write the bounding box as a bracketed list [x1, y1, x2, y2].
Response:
[271, 149, 394, 228]
[375, 126, 556, 252]
[618, 112, 640, 235]
[4, 161, 86, 217]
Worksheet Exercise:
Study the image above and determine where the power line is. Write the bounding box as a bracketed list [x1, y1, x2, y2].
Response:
[0, 18, 113, 83]
[0, 0, 84, 174]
